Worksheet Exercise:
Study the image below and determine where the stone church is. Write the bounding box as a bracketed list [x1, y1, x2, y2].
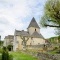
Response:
[13, 17, 45, 51]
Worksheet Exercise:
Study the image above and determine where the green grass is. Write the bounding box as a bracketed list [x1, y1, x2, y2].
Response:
[10, 52, 38, 60]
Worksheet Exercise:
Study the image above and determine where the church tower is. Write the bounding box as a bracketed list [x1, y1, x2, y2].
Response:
[27, 17, 40, 35]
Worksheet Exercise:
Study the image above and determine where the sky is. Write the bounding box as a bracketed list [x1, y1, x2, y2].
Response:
[0, 0, 56, 40]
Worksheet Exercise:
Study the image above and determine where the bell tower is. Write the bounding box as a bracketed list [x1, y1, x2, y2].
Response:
[27, 17, 40, 35]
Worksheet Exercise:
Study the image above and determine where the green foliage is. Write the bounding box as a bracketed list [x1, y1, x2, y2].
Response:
[0, 55, 2, 60]
[0, 41, 3, 46]
[48, 46, 60, 54]
[58, 36, 60, 43]
[9, 55, 13, 60]
[49, 37, 55, 43]
[49, 36, 60, 43]
[0, 48, 2, 53]
[56, 46, 60, 53]
[0, 47, 13, 60]
[55, 28, 60, 35]
[53, 47, 58, 50]
[40, 0, 60, 27]
[2, 47, 9, 60]
[7, 45, 13, 51]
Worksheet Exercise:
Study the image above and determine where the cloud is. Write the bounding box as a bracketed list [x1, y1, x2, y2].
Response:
[0, 0, 55, 40]
[0, 17, 9, 24]
[40, 27, 56, 38]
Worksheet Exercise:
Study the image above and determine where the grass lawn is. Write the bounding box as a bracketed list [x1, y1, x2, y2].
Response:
[10, 52, 38, 60]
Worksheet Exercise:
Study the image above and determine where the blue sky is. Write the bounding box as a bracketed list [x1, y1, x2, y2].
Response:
[0, 0, 56, 40]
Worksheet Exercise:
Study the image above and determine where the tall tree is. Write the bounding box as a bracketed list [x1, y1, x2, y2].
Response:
[40, 0, 60, 27]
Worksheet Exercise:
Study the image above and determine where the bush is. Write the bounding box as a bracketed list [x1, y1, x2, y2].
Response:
[56, 50, 60, 54]
[0, 47, 13, 60]
[0, 55, 2, 60]
[0, 48, 2, 53]
[56, 47, 60, 54]
[53, 47, 58, 50]
[2, 47, 9, 60]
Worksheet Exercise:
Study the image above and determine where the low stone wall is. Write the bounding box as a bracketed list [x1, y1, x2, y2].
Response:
[36, 53, 60, 60]
[22, 51, 60, 60]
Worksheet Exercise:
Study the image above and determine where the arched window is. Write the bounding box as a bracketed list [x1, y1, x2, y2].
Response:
[35, 29, 36, 31]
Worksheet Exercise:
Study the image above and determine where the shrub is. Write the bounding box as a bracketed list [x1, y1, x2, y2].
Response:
[53, 47, 58, 51]
[0, 55, 2, 60]
[0, 48, 2, 53]
[56, 50, 60, 54]
[2, 47, 9, 60]
[56, 47, 60, 54]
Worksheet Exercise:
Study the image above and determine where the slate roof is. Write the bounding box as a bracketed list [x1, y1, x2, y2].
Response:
[15, 30, 44, 39]
[4, 35, 14, 39]
[15, 30, 30, 37]
[31, 31, 44, 38]
[27, 17, 40, 29]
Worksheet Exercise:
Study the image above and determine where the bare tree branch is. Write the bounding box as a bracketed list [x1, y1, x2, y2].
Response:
[44, 24, 60, 27]
[26, 37, 29, 42]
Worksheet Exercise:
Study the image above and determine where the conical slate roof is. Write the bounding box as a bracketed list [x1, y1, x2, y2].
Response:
[27, 17, 40, 29]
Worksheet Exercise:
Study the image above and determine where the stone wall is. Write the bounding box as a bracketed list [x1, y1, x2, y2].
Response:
[23, 50, 60, 60]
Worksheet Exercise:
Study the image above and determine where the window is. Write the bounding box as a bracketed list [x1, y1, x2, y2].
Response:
[35, 29, 36, 31]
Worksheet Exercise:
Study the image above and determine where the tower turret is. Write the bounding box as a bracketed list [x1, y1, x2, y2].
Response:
[27, 17, 40, 35]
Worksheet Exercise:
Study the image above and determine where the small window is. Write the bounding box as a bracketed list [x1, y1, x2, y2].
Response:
[35, 29, 36, 31]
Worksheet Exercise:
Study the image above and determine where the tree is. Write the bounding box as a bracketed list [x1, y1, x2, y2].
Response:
[0, 41, 3, 47]
[2, 47, 9, 60]
[58, 36, 60, 43]
[40, 0, 60, 27]
[20, 36, 29, 50]
[55, 28, 60, 35]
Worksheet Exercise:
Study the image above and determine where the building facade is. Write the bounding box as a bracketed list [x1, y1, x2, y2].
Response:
[4, 35, 14, 46]
[13, 17, 45, 51]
